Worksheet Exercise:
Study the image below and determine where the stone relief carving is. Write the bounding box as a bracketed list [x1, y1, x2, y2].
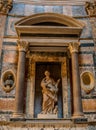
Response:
[80, 71, 95, 94]
[18, 40, 29, 52]
[0, 0, 13, 13]
[85, 1, 96, 16]
[1, 70, 16, 93]
[40, 70, 60, 114]
[68, 42, 79, 54]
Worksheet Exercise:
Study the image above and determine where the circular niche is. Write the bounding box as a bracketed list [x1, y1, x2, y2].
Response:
[1, 70, 16, 93]
[81, 71, 95, 94]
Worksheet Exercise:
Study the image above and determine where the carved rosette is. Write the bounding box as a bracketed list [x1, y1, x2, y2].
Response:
[0, 0, 13, 14]
[18, 40, 29, 52]
[68, 42, 79, 54]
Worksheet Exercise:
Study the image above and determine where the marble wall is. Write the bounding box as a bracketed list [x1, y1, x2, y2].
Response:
[0, 1, 96, 123]
[4, 3, 92, 39]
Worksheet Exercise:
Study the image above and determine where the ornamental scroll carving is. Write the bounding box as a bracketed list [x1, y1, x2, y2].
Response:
[0, 0, 13, 13]
[18, 40, 29, 52]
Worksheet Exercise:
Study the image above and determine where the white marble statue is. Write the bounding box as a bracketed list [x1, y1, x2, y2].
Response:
[41, 70, 60, 114]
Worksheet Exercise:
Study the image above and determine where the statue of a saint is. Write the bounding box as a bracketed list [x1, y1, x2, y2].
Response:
[41, 70, 60, 114]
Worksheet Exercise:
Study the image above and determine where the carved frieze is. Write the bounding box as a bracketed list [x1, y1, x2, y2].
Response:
[18, 40, 29, 52]
[0, 0, 13, 14]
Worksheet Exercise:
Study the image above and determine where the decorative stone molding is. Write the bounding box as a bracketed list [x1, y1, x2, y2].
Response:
[18, 40, 29, 52]
[13, 0, 91, 6]
[1, 70, 16, 93]
[68, 42, 79, 54]
[85, 1, 96, 16]
[80, 71, 95, 94]
[0, 0, 13, 14]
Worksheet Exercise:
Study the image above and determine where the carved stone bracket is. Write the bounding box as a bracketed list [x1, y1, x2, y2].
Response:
[0, 0, 13, 14]
[18, 40, 29, 52]
[85, 1, 96, 16]
[68, 42, 79, 54]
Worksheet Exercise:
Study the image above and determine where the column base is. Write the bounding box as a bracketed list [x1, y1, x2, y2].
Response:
[11, 112, 25, 120]
[72, 112, 84, 119]
[72, 117, 88, 123]
[71, 112, 87, 123]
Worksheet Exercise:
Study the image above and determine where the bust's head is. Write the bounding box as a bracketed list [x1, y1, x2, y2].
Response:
[44, 70, 50, 76]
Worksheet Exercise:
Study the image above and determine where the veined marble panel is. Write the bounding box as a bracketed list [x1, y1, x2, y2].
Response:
[9, 3, 25, 15]
[63, 6, 72, 16]
[72, 5, 87, 16]
[25, 5, 36, 15]
[5, 16, 20, 36]
[79, 54, 94, 65]
[3, 50, 18, 64]
[79, 18, 93, 39]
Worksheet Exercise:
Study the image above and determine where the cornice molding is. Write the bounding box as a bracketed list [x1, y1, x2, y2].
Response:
[13, 0, 91, 6]
[15, 13, 84, 38]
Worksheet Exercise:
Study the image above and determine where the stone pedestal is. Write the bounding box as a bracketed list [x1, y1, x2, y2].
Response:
[37, 114, 58, 119]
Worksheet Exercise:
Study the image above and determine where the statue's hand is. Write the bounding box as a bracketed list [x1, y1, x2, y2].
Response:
[57, 79, 60, 84]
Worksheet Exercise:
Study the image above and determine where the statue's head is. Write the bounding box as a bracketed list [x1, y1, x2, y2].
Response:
[44, 70, 50, 76]
[7, 74, 12, 79]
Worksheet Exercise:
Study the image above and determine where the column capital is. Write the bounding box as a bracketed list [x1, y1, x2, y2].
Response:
[68, 42, 79, 54]
[85, 1, 96, 16]
[18, 40, 29, 52]
[0, 0, 13, 14]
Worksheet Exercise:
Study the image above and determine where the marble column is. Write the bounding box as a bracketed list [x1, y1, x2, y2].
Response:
[69, 42, 84, 118]
[13, 40, 29, 118]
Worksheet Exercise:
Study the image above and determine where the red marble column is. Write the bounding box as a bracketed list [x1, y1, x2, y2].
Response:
[69, 42, 84, 118]
[13, 41, 29, 118]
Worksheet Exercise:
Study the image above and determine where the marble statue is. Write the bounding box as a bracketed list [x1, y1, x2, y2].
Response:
[41, 70, 60, 114]
[4, 74, 14, 89]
